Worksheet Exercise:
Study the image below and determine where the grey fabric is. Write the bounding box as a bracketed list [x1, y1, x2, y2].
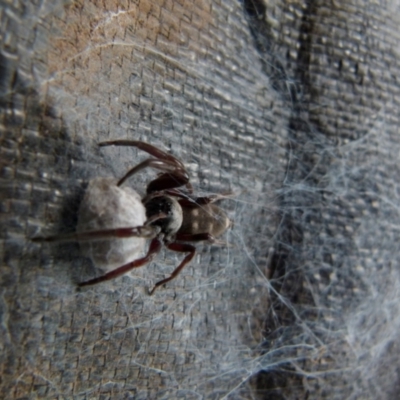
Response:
[1, 0, 399, 398]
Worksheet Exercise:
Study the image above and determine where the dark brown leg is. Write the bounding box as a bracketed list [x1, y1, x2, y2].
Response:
[116, 158, 178, 186]
[99, 140, 185, 168]
[149, 243, 196, 295]
[79, 237, 163, 287]
[144, 212, 168, 226]
[146, 172, 191, 193]
[99, 140, 192, 192]
[32, 226, 159, 243]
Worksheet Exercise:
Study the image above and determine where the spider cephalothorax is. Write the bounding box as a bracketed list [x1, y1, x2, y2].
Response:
[144, 194, 183, 242]
[33, 140, 233, 294]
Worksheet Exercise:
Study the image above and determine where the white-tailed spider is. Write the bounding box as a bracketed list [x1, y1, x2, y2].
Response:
[33, 140, 233, 294]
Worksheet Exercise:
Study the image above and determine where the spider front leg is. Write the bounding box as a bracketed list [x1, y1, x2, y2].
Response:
[114, 159, 189, 189]
[79, 237, 163, 287]
[99, 140, 186, 168]
[99, 140, 192, 192]
[32, 225, 160, 243]
[149, 243, 196, 295]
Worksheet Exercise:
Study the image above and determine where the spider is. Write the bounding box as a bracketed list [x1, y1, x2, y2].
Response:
[33, 140, 233, 294]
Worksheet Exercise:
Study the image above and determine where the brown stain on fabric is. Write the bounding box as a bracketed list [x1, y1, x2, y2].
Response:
[48, 0, 213, 80]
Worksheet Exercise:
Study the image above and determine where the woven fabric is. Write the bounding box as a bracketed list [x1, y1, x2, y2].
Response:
[1, 1, 400, 398]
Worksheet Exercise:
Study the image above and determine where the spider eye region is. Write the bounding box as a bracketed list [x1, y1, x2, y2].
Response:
[145, 195, 183, 239]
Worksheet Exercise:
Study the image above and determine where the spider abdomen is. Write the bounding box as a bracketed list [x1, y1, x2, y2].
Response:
[179, 204, 231, 238]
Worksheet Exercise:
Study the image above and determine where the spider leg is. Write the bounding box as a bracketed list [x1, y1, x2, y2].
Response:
[116, 158, 186, 187]
[79, 237, 163, 287]
[144, 212, 169, 226]
[146, 172, 192, 193]
[149, 242, 196, 295]
[32, 225, 160, 243]
[99, 140, 185, 168]
[99, 140, 192, 192]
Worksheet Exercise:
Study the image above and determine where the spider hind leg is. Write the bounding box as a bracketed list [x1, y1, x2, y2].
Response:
[78, 237, 163, 287]
[149, 242, 196, 295]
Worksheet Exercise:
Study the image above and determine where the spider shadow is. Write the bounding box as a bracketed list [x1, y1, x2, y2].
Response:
[36, 182, 102, 286]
